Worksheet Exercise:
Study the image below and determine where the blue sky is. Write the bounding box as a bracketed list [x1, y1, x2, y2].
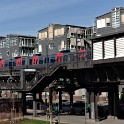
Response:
[0, 0, 124, 36]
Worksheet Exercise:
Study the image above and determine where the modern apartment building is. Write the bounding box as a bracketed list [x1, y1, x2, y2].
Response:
[0, 34, 36, 60]
[37, 24, 93, 101]
[37, 24, 92, 55]
[95, 7, 124, 36]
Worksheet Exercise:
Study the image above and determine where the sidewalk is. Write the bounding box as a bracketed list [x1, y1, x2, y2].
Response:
[24, 114, 124, 124]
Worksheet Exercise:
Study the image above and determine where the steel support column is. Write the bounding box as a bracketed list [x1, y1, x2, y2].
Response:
[87, 92, 91, 119]
[33, 93, 37, 117]
[108, 85, 119, 119]
[49, 88, 53, 124]
[59, 90, 62, 111]
[69, 91, 74, 114]
[22, 92, 26, 115]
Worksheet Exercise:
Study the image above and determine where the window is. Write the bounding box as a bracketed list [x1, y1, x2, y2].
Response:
[106, 18, 111, 27]
[57, 29, 61, 36]
[44, 32, 47, 39]
[71, 45, 75, 49]
[61, 41, 65, 49]
[48, 26, 53, 39]
[15, 50, 18, 55]
[54, 28, 65, 37]
[13, 39, 17, 45]
[39, 58, 43, 64]
[54, 29, 58, 36]
[49, 43, 54, 50]
[121, 14, 124, 24]
[97, 19, 106, 28]
[38, 32, 42, 39]
[6, 41, 9, 48]
[0, 53, 2, 59]
[38, 44, 42, 53]
[2, 41, 6, 48]
[7, 50, 10, 56]
[10, 40, 13, 46]
[61, 28, 64, 35]
[112, 7, 120, 28]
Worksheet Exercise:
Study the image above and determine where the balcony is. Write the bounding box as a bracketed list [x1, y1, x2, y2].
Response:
[19, 43, 35, 48]
[20, 53, 33, 57]
[58, 45, 70, 52]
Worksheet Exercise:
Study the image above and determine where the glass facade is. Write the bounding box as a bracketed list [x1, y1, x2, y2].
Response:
[112, 7, 120, 28]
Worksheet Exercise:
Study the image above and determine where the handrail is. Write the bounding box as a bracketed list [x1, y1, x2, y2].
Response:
[24, 61, 63, 91]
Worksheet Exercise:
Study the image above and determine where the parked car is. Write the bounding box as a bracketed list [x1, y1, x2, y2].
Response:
[73, 101, 85, 115]
[53, 101, 70, 113]
[61, 101, 86, 115]
[62, 102, 71, 113]
[53, 101, 86, 115]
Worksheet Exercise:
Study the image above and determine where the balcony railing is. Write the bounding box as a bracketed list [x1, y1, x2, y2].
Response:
[20, 53, 33, 57]
[58, 45, 70, 52]
[19, 43, 35, 47]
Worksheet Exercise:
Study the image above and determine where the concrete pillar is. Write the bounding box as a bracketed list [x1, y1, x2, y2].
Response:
[90, 92, 95, 120]
[22, 92, 26, 115]
[33, 93, 37, 117]
[94, 92, 99, 122]
[90, 92, 99, 121]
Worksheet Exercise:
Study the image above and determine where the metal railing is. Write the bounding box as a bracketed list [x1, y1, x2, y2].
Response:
[24, 61, 63, 91]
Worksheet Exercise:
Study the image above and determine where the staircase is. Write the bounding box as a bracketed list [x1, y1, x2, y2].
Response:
[24, 62, 64, 92]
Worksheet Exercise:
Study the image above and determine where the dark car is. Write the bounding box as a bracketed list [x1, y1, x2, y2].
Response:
[73, 101, 85, 115]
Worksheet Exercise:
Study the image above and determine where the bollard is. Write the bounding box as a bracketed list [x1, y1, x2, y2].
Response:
[54, 119, 58, 124]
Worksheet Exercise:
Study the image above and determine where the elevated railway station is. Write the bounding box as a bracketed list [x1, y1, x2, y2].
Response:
[0, 44, 123, 121]
[0, 6, 124, 122]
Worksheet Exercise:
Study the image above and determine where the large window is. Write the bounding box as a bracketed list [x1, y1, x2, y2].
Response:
[97, 19, 106, 28]
[54, 28, 64, 37]
[38, 32, 47, 40]
[112, 7, 120, 28]
[48, 26, 53, 39]
[121, 14, 124, 24]
[6, 40, 10, 48]
[106, 18, 111, 27]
